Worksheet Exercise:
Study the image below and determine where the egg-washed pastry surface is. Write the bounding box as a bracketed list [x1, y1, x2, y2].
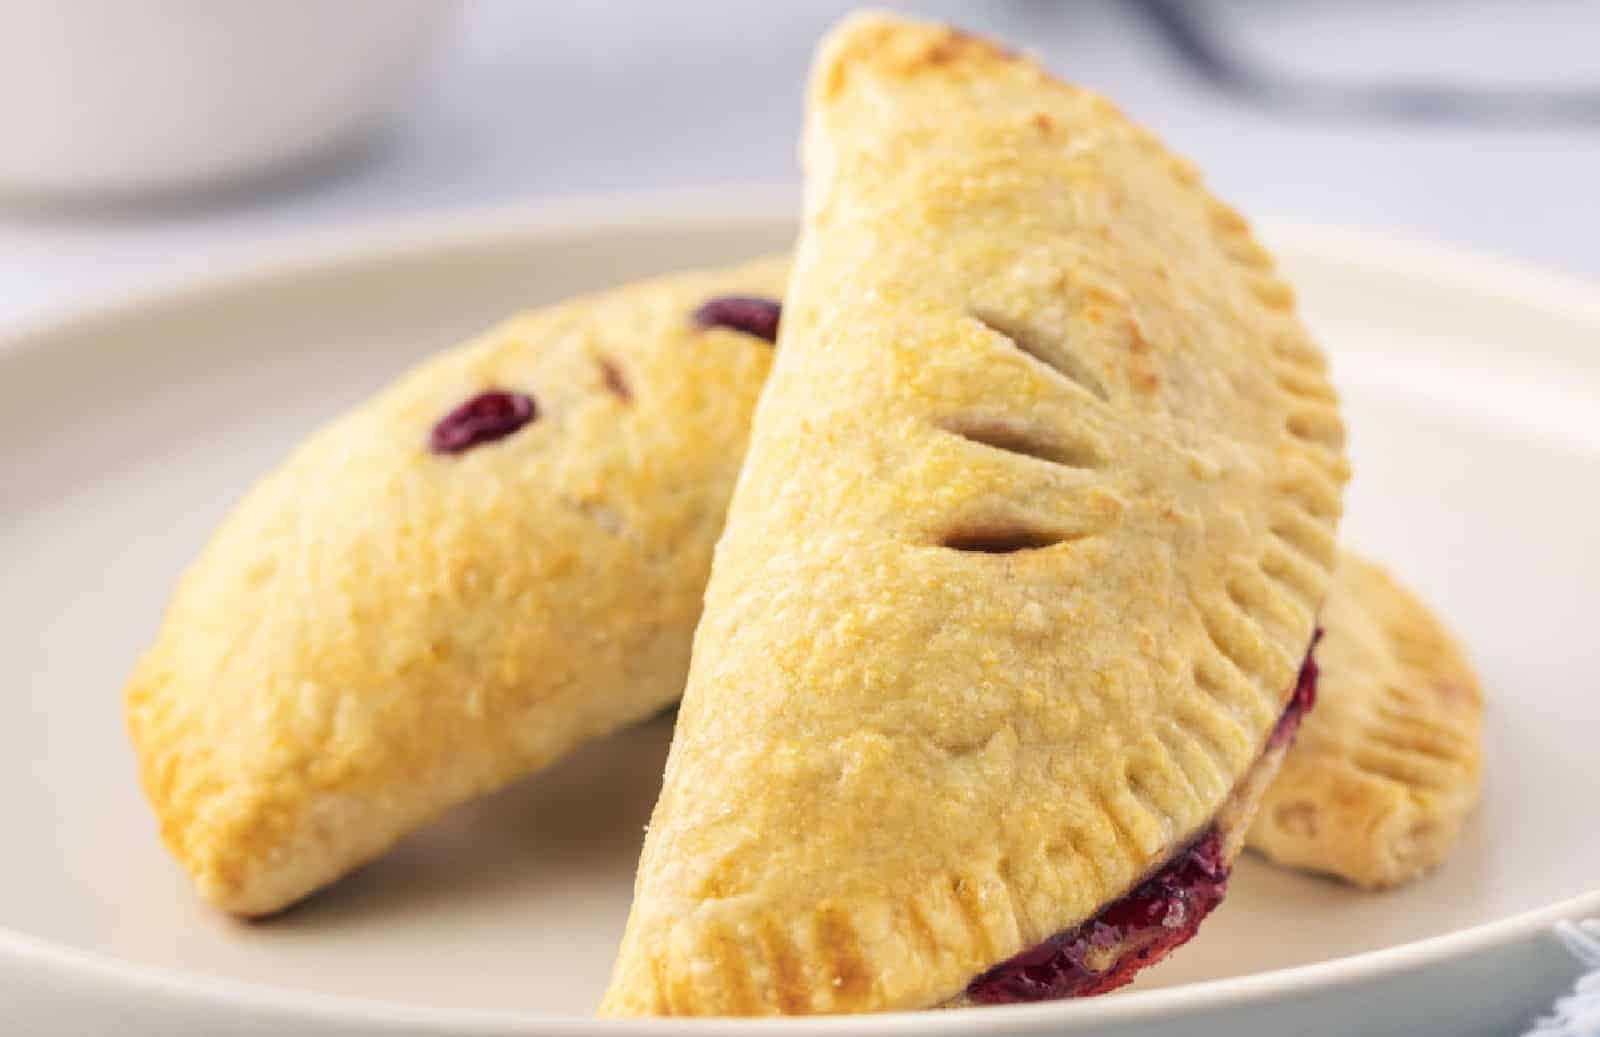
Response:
[124, 258, 787, 917]
[601, 11, 1347, 1017]
[1249, 552, 1484, 888]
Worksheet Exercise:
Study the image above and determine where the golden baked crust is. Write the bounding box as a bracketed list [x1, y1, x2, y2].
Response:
[601, 12, 1347, 1017]
[124, 258, 786, 916]
[1247, 552, 1484, 888]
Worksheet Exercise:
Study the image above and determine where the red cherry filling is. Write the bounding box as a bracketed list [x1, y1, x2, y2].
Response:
[429, 390, 537, 454]
[692, 296, 781, 342]
[966, 827, 1229, 1004]
[965, 637, 1321, 1005]
[1269, 630, 1321, 751]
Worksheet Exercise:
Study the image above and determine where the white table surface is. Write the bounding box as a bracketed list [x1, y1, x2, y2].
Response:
[2, 0, 1597, 332]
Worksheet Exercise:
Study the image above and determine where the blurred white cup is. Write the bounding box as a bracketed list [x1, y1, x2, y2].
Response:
[0, 0, 458, 204]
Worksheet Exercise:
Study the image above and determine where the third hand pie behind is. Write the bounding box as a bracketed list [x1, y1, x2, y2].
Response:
[1249, 553, 1483, 889]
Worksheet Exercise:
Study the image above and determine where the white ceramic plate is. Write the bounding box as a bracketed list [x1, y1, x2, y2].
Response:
[1, 198, 1596, 1036]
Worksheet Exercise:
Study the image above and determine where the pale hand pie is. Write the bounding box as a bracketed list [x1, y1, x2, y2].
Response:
[600, 11, 1347, 1017]
[1249, 552, 1484, 888]
[124, 259, 787, 917]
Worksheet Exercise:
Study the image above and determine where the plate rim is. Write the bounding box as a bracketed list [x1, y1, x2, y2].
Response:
[4, 191, 1597, 1031]
[6, 184, 1600, 361]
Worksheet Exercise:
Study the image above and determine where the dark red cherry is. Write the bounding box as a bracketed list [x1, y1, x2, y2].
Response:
[692, 296, 781, 342]
[429, 390, 537, 454]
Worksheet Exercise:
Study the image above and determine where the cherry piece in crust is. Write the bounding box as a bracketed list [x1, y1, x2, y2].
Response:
[692, 296, 781, 342]
[429, 390, 537, 454]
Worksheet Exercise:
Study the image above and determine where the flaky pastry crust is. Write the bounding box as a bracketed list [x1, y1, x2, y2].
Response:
[601, 12, 1347, 1016]
[125, 259, 786, 916]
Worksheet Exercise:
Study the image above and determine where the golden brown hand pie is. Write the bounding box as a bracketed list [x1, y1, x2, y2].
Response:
[124, 259, 787, 916]
[1249, 552, 1484, 888]
[600, 11, 1347, 1017]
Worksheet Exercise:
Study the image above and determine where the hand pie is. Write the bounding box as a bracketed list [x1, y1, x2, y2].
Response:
[124, 258, 787, 916]
[600, 12, 1347, 1016]
[1248, 552, 1484, 888]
